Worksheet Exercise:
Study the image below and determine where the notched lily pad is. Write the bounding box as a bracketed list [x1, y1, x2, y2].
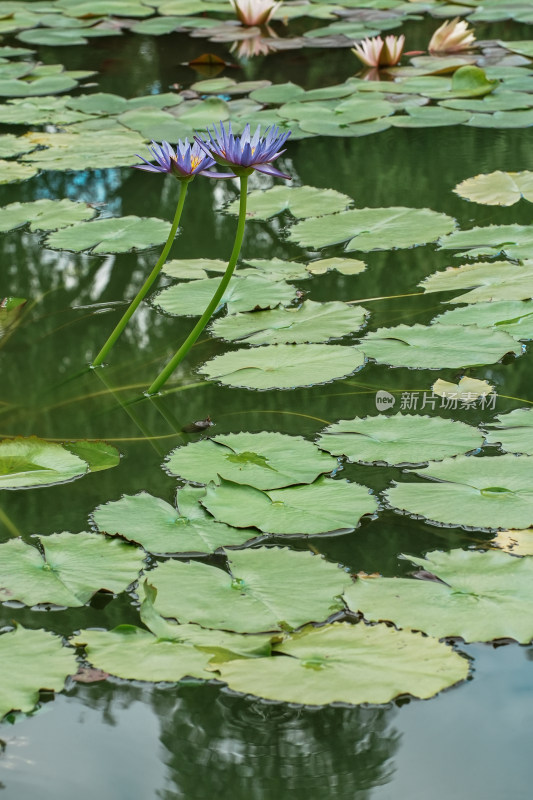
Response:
[225, 185, 352, 221]
[0, 532, 144, 607]
[317, 413, 483, 466]
[483, 408, 533, 456]
[148, 547, 351, 633]
[217, 622, 469, 706]
[421, 260, 533, 303]
[454, 171, 533, 206]
[165, 431, 337, 490]
[45, 216, 172, 254]
[92, 486, 259, 555]
[0, 198, 97, 233]
[201, 476, 377, 536]
[0, 626, 77, 721]
[385, 454, 533, 530]
[344, 549, 533, 644]
[198, 343, 365, 390]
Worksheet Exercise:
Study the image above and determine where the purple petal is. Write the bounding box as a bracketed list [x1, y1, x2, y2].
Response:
[253, 163, 291, 180]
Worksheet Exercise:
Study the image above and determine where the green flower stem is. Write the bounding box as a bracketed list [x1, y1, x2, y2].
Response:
[92, 181, 190, 367]
[147, 173, 249, 395]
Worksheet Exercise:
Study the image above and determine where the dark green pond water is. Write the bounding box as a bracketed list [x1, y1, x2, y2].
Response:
[1, 24, 533, 800]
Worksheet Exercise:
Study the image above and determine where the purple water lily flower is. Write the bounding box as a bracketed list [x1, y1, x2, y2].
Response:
[194, 122, 291, 180]
[134, 138, 235, 180]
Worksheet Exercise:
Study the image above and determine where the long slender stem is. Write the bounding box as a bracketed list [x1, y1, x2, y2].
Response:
[146, 173, 249, 395]
[92, 181, 190, 367]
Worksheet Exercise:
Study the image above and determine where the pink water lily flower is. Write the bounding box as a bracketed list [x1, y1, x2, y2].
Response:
[352, 34, 405, 68]
[428, 17, 476, 54]
[230, 0, 281, 27]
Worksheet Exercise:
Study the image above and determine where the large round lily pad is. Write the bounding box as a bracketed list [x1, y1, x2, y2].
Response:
[317, 413, 483, 466]
[420, 261, 533, 304]
[483, 408, 533, 455]
[0, 437, 87, 489]
[360, 323, 521, 368]
[201, 476, 377, 535]
[344, 548, 533, 644]
[0, 532, 144, 607]
[225, 185, 352, 220]
[165, 431, 337, 490]
[45, 216, 172, 254]
[454, 170, 533, 206]
[210, 300, 368, 345]
[0, 198, 96, 233]
[0, 627, 77, 721]
[288, 207, 456, 251]
[385, 454, 533, 530]
[198, 344, 365, 389]
[433, 300, 533, 341]
[148, 547, 351, 633]
[217, 622, 469, 705]
[92, 487, 259, 555]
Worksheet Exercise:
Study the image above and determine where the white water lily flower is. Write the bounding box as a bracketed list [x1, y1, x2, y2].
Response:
[428, 17, 476, 54]
[352, 34, 405, 68]
[230, 0, 281, 27]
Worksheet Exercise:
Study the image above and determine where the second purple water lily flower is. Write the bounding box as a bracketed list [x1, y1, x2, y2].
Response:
[134, 138, 234, 180]
[194, 122, 291, 180]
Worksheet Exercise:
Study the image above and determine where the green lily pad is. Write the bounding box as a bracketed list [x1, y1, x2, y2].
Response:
[0, 532, 144, 607]
[21, 129, 145, 171]
[210, 300, 368, 345]
[74, 626, 214, 683]
[165, 431, 337, 490]
[249, 82, 305, 104]
[0, 436, 119, 489]
[467, 110, 533, 129]
[0, 96, 91, 126]
[217, 622, 469, 705]
[317, 413, 483, 466]
[420, 261, 533, 303]
[433, 300, 533, 340]
[0, 199, 96, 233]
[390, 105, 470, 127]
[0, 159, 37, 183]
[385, 454, 533, 530]
[153, 275, 296, 317]
[483, 408, 533, 456]
[198, 343, 365, 390]
[201, 476, 377, 535]
[289, 207, 456, 251]
[440, 92, 533, 113]
[45, 216, 171, 254]
[344, 549, 533, 644]
[58, 0, 152, 18]
[148, 547, 351, 633]
[360, 323, 521, 369]
[0, 75, 78, 97]
[421, 66, 498, 99]
[162, 258, 227, 280]
[0, 627, 77, 721]
[116, 107, 191, 141]
[225, 185, 352, 221]
[306, 257, 366, 275]
[0, 133, 37, 158]
[437, 225, 533, 260]
[92, 486, 260, 555]
[454, 171, 533, 206]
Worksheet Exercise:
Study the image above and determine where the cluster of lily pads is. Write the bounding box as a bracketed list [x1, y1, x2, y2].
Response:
[2, 411, 533, 718]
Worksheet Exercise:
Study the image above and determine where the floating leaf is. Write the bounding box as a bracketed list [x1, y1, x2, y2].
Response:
[422, 66, 498, 99]
[484, 408, 533, 456]
[437, 227, 533, 261]
[432, 376, 495, 400]
[344, 549, 533, 644]
[21, 130, 145, 171]
[317, 413, 483, 467]
[385, 454, 533, 530]
[0, 133, 37, 158]
[421, 261, 533, 303]
[73, 627, 214, 683]
[201, 476, 376, 535]
[0, 75, 78, 97]
[165, 431, 337, 490]
[217, 622, 469, 705]
[306, 257, 366, 275]
[149, 548, 350, 633]
[491, 529, 533, 556]
[45, 216, 171, 254]
[0, 199, 96, 233]
[0, 159, 37, 184]
[153, 275, 296, 317]
[210, 300, 368, 345]
[360, 323, 521, 369]
[249, 82, 305, 104]
[162, 258, 227, 280]
[198, 344, 365, 389]
[225, 185, 352, 220]
[0, 627, 77, 720]
[390, 105, 470, 127]
[0, 532, 144, 607]
[92, 487, 259, 555]
[63, 440, 120, 472]
[454, 171, 533, 206]
[434, 300, 533, 340]
[289, 207, 456, 251]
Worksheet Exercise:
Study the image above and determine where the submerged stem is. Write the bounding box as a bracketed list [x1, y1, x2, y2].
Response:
[92, 181, 190, 367]
[146, 173, 249, 395]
